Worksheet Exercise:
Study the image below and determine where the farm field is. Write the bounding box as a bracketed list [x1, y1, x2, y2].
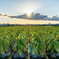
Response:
[0, 26, 59, 59]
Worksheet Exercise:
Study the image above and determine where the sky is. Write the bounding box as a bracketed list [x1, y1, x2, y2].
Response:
[0, 0, 59, 24]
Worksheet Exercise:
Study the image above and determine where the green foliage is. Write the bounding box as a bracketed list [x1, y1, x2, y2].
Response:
[0, 26, 28, 55]
[0, 26, 59, 57]
[30, 26, 59, 56]
[14, 31, 27, 56]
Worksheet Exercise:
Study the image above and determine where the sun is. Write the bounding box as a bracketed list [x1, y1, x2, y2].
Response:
[26, 11, 31, 16]
[28, 13, 30, 16]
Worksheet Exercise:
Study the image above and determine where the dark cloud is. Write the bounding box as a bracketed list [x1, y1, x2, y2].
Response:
[4, 14, 8, 16]
[47, 15, 59, 20]
[0, 12, 9, 18]
[31, 13, 47, 20]
[0, 13, 3, 16]
[9, 14, 29, 19]
[0, 12, 59, 20]
[9, 13, 48, 20]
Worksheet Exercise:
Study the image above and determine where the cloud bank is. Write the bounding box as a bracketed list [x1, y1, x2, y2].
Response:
[0, 12, 59, 20]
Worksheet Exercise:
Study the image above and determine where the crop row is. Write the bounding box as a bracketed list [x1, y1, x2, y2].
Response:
[0, 26, 59, 59]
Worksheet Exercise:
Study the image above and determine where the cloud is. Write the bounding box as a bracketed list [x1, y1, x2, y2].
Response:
[0, 12, 8, 16]
[0, 12, 59, 20]
[31, 13, 47, 20]
[9, 13, 48, 20]
[0, 12, 10, 19]
[0, 12, 3, 16]
[9, 14, 28, 19]
[47, 15, 59, 20]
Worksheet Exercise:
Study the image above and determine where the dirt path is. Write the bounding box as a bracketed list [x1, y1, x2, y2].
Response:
[28, 29, 30, 59]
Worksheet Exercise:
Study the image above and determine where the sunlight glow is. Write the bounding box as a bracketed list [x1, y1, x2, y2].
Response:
[17, 1, 41, 15]
[26, 11, 31, 16]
